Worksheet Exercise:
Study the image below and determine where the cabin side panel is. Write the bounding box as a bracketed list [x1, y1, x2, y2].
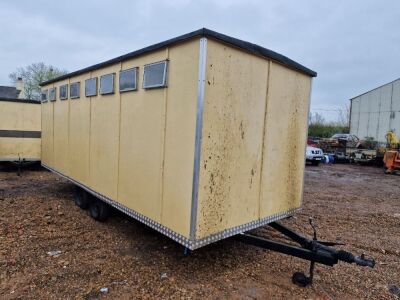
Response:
[42, 89, 54, 166]
[195, 39, 269, 239]
[89, 65, 121, 200]
[260, 62, 311, 217]
[118, 50, 166, 223]
[53, 79, 70, 175]
[161, 39, 199, 237]
[68, 74, 91, 185]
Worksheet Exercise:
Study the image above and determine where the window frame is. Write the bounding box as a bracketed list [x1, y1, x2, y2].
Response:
[119, 67, 138, 93]
[59, 84, 68, 100]
[99, 73, 115, 95]
[85, 78, 98, 97]
[41, 90, 48, 103]
[70, 82, 80, 99]
[49, 87, 57, 101]
[143, 60, 168, 89]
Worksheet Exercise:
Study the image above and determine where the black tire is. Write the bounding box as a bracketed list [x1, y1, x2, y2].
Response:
[292, 272, 310, 287]
[74, 187, 91, 209]
[89, 200, 110, 222]
[311, 161, 320, 166]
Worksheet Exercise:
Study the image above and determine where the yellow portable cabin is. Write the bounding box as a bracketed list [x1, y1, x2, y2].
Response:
[0, 98, 41, 162]
[40, 28, 316, 250]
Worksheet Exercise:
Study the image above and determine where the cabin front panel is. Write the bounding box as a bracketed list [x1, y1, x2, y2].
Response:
[260, 62, 311, 217]
[195, 39, 270, 239]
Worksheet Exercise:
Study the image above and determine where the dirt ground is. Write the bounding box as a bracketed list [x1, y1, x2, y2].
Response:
[0, 163, 399, 299]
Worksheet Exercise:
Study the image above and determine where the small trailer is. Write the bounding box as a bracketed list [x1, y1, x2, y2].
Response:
[0, 97, 41, 167]
[40, 28, 373, 285]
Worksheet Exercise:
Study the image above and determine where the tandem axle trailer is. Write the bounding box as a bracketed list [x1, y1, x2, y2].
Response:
[40, 28, 374, 286]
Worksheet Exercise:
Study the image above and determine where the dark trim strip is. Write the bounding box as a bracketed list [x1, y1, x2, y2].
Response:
[0, 130, 41, 138]
[0, 97, 41, 104]
[40, 28, 316, 87]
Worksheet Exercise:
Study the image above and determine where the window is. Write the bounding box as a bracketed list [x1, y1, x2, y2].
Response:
[143, 60, 168, 89]
[60, 84, 68, 100]
[41, 90, 48, 103]
[85, 78, 97, 97]
[49, 87, 57, 101]
[100, 73, 115, 95]
[70, 82, 80, 99]
[119, 68, 138, 92]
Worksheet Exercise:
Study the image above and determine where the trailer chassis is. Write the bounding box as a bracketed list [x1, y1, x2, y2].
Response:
[234, 218, 375, 286]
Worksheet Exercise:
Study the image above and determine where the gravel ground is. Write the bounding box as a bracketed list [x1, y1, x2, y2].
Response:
[0, 163, 399, 299]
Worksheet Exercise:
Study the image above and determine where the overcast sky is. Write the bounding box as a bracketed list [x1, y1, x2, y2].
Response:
[1, 0, 399, 121]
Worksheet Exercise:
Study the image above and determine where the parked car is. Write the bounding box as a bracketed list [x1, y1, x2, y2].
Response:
[306, 146, 324, 165]
[320, 133, 362, 149]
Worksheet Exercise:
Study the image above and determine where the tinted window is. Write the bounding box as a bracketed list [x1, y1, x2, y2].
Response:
[70, 82, 80, 99]
[143, 61, 168, 89]
[60, 84, 68, 100]
[119, 68, 137, 92]
[100, 73, 115, 95]
[41, 90, 48, 102]
[49, 87, 57, 101]
[85, 78, 97, 97]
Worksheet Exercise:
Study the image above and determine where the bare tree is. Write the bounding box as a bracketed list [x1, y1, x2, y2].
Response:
[9, 62, 68, 100]
[309, 112, 325, 125]
[336, 104, 350, 127]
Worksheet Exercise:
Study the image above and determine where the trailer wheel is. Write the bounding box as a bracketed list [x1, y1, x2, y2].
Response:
[89, 200, 110, 222]
[74, 188, 91, 209]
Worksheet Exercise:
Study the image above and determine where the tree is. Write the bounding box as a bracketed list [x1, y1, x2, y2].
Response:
[308, 110, 349, 138]
[9, 63, 68, 100]
[309, 112, 325, 125]
[335, 104, 350, 128]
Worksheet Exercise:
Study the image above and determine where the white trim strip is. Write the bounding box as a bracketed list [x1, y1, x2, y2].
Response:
[190, 38, 208, 240]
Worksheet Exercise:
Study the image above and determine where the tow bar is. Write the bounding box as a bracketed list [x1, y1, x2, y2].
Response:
[235, 218, 375, 286]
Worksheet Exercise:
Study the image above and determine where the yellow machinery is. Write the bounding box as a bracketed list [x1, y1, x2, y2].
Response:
[383, 131, 400, 174]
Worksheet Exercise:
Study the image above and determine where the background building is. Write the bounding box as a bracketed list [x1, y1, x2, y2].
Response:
[350, 78, 400, 143]
[0, 78, 25, 99]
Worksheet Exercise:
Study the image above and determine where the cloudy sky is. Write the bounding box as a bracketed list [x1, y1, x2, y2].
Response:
[1, 0, 399, 121]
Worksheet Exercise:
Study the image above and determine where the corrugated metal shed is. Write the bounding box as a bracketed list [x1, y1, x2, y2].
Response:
[350, 78, 400, 143]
